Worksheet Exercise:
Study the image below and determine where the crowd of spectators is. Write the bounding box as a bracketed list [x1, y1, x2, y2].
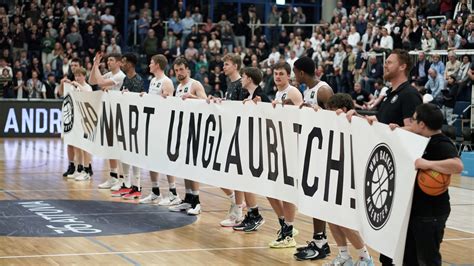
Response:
[0, 0, 473, 127]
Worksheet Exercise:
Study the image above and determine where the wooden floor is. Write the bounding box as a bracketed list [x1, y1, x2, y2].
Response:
[0, 138, 473, 265]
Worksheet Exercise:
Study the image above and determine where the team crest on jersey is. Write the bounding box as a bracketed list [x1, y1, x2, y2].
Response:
[184, 87, 189, 93]
[364, 143, 396, 230]
[310, 91, 315, 98]
[390, 95, 398, 104]
[282, 93, 287, 100]
[62, 95, 74, 133]
[156, 82, 161, 88]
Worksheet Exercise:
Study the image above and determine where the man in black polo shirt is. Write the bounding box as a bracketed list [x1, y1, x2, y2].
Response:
[348, 49, 422, 128]
[375, 49, 422, 128]
[346, 49, 422, 265]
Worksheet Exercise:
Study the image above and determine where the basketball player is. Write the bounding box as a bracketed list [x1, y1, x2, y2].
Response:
[345, 49, 422, 265]
[139, 54, 181, 206]
[267, 62, 303, 248]
[291, 57, 333, 260]
[59, 67, 94, 181]
[231, 67, 268, 232]
[115, 53, 145, 200]
[219, 54, 246, 227]
[89, 52, 126, 190]
[62, 58, 85, 178]
[168, 57, 207, 215]
[394, 103, 463, 266]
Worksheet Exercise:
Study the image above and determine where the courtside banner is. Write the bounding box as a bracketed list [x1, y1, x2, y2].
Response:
[63, 91, 428, 263]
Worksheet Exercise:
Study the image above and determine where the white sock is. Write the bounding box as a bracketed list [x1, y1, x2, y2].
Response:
[192, 190, 199, 196]
[338, 246, 350, 259]
[151, 181, 159, 187]
[169, 182, 176, 189]
[357, 246, 370, 260]
[285, 221, 293, 226]
[122, 175, 131, 187]
[134, 176, 140, 189]
[228, 192, 236, 204]
[185, 189, 192, 194]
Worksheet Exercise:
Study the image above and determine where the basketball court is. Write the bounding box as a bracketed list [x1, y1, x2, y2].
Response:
[0, 138, 473, 265]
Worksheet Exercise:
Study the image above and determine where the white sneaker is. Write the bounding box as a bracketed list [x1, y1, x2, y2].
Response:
[354, 257, 374, 266]
[329, 254, 354, 266]
[220, 203, 243, 227]
[110, 181, 123, 191]
[139, 192, 160, 204]
[98, 177, 119, 189]
[67, 171, 80, 179]
[158, 192, 182, 206]
[187, 203, 201, 215]
[169, 202, 192, 212]
[74, 172, 91, 181]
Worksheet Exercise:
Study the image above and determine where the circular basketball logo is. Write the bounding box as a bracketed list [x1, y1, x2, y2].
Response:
[62, 95, 74, 133]
[364, 143, 395, 230]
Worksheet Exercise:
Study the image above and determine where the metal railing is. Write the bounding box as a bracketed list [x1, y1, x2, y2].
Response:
[408, 50, 474, 65]
[129, 20, 326, 46]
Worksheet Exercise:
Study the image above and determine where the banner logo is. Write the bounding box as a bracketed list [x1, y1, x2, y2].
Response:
[364, 143, 395, 230]
[62, 95, 74, 133]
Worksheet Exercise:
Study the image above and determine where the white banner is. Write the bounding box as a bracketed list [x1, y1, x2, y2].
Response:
[63, 91, 428, 263]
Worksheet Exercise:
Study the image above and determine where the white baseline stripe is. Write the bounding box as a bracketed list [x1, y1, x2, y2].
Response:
[0, 246, 271, 259]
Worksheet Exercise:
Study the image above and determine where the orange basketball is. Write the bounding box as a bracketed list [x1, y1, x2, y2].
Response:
[417, 170, 451, 196]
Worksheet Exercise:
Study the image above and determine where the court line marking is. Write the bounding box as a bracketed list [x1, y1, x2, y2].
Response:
[87, 237, 141, 266]
[446, 226, 474, 235]
[0, 246, 305, 259]
[1, 238, 473, 260]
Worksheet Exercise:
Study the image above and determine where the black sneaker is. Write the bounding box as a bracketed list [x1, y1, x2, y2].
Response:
[296, 233, 329, 252]
[293, 241, 330, 261]
[62, 163, 75, 177]
[243, 213, 265, 232]
[233, 214, 252, 231]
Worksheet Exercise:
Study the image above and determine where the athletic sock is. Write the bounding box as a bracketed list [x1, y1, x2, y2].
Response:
[192, 190, 199, 196]
[151, 181, 159, 188]
[357, 246, 370, 260]
[338, 246, 350, 259]
[84, 166, 91, 175]
[152, 187, 160, 196]
[249, 206, 259, 216]
[313, 232, 327, 248]
[110, 168, 118, 179]
[169, 188, 177, 195]
[278, 217, 285, 227]
[228, 192, 236, 204]
[185, 188, 192, 194]
[169, 182, 176, 189]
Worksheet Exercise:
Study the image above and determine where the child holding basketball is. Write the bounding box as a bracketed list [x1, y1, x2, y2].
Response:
[392, 103, 463, 266]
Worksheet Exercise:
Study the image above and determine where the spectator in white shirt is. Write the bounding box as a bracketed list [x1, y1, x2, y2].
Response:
[347, 26, 361, 48]
[100, 7, 115, 32]
[378, 27, 393, 51]
[267, 47, 281, 67]
[106, 37, 122, 54]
